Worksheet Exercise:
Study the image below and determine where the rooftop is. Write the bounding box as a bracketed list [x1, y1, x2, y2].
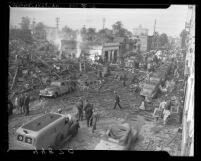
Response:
[22, 113, 62, 132]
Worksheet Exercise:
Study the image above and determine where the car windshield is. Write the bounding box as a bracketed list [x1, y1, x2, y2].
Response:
[50, 82, 61, 87]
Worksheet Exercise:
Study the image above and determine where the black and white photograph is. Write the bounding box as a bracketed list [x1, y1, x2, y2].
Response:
[8, 5, 195, 156]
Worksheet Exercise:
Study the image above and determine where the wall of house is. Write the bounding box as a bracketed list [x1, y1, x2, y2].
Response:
[181, 5, 195, 156]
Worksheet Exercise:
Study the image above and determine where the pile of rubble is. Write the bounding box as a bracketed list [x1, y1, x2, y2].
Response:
[8, 40, 80, 99]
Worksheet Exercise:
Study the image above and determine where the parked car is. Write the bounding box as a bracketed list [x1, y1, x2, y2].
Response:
[39, 80, 76, 98]
[15, 112, 79, 150]
[95, 123, 138, 150]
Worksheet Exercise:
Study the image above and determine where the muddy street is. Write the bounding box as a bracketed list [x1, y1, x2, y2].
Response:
[9, 75, 182, 155]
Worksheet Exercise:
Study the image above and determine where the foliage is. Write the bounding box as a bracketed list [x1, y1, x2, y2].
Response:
[159, 33, 169, 47]
[34, 22, 46, 40]
[62, 26, 77, 40]
[20, 17, 31, 30]
[9, 28, 33, 43]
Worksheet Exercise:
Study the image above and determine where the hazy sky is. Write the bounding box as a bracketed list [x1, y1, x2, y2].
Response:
[10, 5, 190, 37]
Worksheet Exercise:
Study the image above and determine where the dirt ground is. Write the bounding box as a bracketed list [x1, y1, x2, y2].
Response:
[9, 75, 183, 155]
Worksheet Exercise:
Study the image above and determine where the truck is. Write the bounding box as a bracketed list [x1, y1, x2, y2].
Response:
[15, 112, 79, 150]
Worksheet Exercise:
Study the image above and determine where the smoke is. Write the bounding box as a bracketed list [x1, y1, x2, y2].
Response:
[76, 31, 82, 58]
[54, 32, 62, 59]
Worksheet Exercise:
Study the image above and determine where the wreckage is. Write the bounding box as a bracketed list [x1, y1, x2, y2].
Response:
[95, 122, 139, 150]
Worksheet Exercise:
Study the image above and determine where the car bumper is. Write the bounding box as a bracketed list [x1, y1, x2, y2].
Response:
[39, 93, 54, 97]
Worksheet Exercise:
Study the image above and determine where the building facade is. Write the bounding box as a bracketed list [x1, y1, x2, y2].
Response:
[102, 42, 120, 64]
[61, 40, 77, 58]
[181, 5, 195, 156]
[101, 37, 137, 64]
[133, 25, 149, 52]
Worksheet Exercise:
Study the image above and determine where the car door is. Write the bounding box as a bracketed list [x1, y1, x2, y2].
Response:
[60, 82, 67, 94]
[63, 82, 69, 94]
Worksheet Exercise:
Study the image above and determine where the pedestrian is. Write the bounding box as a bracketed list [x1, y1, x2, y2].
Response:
[113, 91, 122, 110]
[163, 100, 171, 125]
[84, 99, 94, 127]
[19, 94, 25, 114]
[14, 95, 20, 114]
[76, 98, 84, 121]
[8, 99, 14, 116]
[139, 96, 146, 110]
[24, 93, 30, 116]
[91, 108, 99, 133]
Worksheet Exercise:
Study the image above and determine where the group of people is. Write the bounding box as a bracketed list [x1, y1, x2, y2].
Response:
[14, 93, 30, 116]
[75, 91, 122, 132]
[76, 98, 98, 132]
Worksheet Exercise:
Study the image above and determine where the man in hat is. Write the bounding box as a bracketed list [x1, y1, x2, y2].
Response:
[113, 91, 122, 110]
[76, 97, 84, 121]
[24, 93, 30, 116]
[19, 94, 25, 114]
[84, 99, 94, 127]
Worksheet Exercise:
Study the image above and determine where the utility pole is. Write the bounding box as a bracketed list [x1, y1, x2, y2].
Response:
[152, 19, 156, 50]
[56, 17, 60, 30]
[103, 18, 106, 29]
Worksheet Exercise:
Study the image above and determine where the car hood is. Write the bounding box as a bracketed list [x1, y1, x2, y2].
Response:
[41, 86, 57, 92]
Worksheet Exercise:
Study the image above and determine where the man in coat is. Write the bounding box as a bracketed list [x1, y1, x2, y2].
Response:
[76, 98, 84, 121]
[84, 99, 94, 127]
[24, 93, 30, 116]
[113, 91, 122, 110]
[19, 94, 25, 114]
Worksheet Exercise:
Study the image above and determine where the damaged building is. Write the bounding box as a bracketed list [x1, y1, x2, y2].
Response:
[102, 37, 138, 64]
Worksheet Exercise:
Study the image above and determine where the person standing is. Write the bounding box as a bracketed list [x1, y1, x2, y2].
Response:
[8, 99, 13, 116]
[14, 96, 20, 114]
[113, 91, 122, 110]
[76, 98, 84, 121]
[163, 100, 171, 125]
[91, 108, 99, 133]
[24, 93, 30, 116]
[84, 99, 94, 127]
[19, 94, 25, 114]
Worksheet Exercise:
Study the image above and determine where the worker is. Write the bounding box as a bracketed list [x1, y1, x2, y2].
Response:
[8, 99, 14, 116]
[163, 100, 171, 125]
[24, 93, 30, 116]
[76, 98, 84, 121]
[14, 95, 20, 114]
[91, 108, 99, 133]
[113, 91, 122, 110]
[84, 99, 94, 127]
[19, 94, 25, 114]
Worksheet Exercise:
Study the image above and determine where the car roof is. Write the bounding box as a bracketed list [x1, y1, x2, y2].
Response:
[21, 113, 62, 132]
